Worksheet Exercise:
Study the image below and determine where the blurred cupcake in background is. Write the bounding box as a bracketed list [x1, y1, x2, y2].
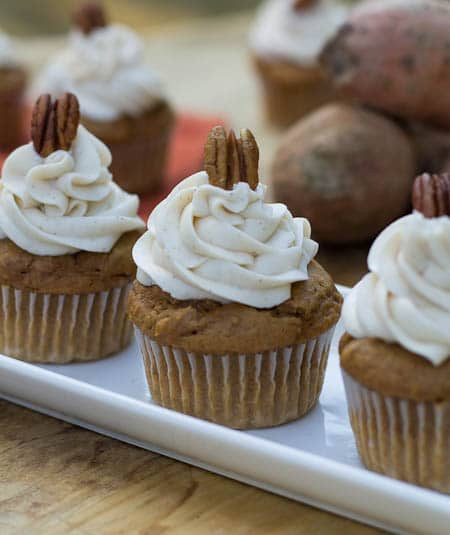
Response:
[249, 0, 351, 128]
[34, 1, 174, 194]
[0, 30, 27, 149]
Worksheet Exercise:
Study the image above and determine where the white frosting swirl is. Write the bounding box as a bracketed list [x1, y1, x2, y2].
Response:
[249, 0, 351, 66]
[0, 125, 144, 255]
[343, 213, 450, 366]
[35, 24, 164, 121]
[0, 30, 17, 67]
[133, 171, 318, 309]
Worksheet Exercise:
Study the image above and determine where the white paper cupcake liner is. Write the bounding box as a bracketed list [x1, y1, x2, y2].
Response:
[0, 284, 133, 363]
[342, 371, 449, 493]
[134, 326, 335, 429]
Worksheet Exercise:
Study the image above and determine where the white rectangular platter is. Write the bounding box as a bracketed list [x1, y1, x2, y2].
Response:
[0, 287, 448, 535]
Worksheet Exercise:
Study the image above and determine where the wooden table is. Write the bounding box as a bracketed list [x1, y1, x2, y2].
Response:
[1, 15, 379, 534]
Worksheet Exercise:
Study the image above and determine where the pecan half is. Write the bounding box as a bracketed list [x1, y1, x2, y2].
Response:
[204, 126, 228, 189]
[72, 1, 107, 35]
[204, 126, 259, 190]
[226, 130, 241, 189]
[31, 93, 80, 157]
[293, 0, 317, 11]
[412, 173, 450, 218]
[240, 129, 259, 190]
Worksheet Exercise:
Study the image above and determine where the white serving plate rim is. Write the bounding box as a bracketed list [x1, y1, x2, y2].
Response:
[0, 286, 448, 535]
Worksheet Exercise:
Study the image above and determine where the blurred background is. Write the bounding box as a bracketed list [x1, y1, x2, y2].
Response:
[0, 0, 371, 284]
[0, 1, 261, 35]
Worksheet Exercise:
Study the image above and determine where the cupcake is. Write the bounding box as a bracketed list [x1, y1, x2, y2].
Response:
[249, 0, 351, 128]
[340, 173, 450, 493]
[0, 93, 145, 363]
[127, 126, 342, 429]
[34, 1, 174, 194]
[0, 30, 27, 149]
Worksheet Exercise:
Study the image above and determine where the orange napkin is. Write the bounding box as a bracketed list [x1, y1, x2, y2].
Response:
[0, 112, 225, 222]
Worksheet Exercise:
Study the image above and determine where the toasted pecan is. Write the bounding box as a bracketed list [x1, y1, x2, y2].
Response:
[204, 125, 228, 189]
[204, 126, 259, 190]
[72, 1, 107, 35]
[293, 0, 317, 10]
[412, 173, 450, 218]
[31, 93, 80, 157]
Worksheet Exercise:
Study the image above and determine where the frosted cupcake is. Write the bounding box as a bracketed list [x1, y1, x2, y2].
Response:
[127, 126, 342, 429]
[249, 0, 351, 127]
[0, 93, 145, 363]
[0, 30, 27, 148]
[340, 173, 450, 493]
[34, 2, 174, 194]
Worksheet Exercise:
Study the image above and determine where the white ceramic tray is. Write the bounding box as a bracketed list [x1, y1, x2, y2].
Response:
[0, 287, 448, 535]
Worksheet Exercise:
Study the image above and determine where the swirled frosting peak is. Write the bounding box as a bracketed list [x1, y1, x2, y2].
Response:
[133, 171, 318, 308]
[35, 24, 164, 121]
[343, 212, 450, 365]
[0, 125, 144, 255]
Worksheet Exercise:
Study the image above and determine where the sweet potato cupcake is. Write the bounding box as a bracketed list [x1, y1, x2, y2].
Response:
[127, 126, 342, 429]
[340, 173, 450, 493]
[249, 0, 351, 127]
[0, 30, 27, 149]
[33, 1, 174, 194]
[0, 93, 145, 363]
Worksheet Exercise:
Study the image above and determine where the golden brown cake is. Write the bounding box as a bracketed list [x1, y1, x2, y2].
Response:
[128, 126, 342, 429]
[339, 173, 450, 493]
[0, 93, 145, 363]
[128, 260, 341, 355]
[33, 2, 174, 194]
[249, 0, 351, 127]
[0, 231, 140, 294]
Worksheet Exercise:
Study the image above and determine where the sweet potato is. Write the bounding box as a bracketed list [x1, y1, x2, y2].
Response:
[407, 121, 450, 173]
[271, 104, 416, 244]
[320, 0, 450, 128]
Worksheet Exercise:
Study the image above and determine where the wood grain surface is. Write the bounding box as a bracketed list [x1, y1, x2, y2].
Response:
[0, 13, 380, 534]
[0, 400, 383, 534]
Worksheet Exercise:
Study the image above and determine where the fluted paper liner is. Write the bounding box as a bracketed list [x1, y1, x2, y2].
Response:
[0, 284, 133, 363]
[342, 371, 449, 493]
[134, 327, 335, 429]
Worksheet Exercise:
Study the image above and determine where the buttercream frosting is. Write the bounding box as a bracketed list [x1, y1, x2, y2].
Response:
[34, 24, 164, 121]
[249, 0, 351, 66]
[343, 212, 450, 365]
[133, 171, 318, 309]
[0, 124, 144, 255]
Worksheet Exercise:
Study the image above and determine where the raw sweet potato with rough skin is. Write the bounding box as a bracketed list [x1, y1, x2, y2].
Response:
[320, 0, 450, 128]
[271, 104, 416, 244]
[407, 121, 450, 174]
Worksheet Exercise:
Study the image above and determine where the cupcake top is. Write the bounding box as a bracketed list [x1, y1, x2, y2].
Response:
[0, 92, 144, 256]
[249, 0, 352, 66]
[133, 126, 318, 309]
[0, 30, 18, 67]
[342, 173, 450, 366]
[34, 2, 164, 122]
